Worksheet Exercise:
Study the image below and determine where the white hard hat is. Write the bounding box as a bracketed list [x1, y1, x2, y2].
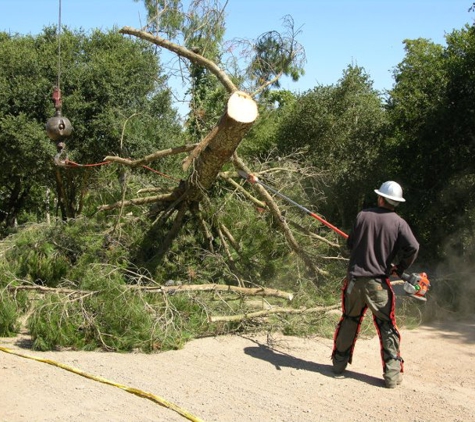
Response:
[374, 181, 405, 204]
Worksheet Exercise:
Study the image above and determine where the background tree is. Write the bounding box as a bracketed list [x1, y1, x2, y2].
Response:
[0, 30, 59, 229]
[387, 28, 475, 263]
[0, 27, 180, 225]
[238, 89, 297, 159]
[273, 65, 389, 230]
[247, 15, 305, 95]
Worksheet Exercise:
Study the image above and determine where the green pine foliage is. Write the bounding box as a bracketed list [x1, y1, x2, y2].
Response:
[0, 291, 20, 337]
[0, 206, 347, 351]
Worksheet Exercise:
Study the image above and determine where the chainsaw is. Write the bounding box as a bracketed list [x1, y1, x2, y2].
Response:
[400, 272, 431, 301]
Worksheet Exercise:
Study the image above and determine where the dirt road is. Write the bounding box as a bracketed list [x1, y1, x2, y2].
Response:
[1, 318, 474, 422]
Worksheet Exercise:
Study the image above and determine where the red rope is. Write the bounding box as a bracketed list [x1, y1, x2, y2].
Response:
[141, 165, 179, 181]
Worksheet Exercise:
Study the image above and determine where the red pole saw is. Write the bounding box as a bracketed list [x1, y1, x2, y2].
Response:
[238, 169, 430, 301]
[237, 170, 348, 239]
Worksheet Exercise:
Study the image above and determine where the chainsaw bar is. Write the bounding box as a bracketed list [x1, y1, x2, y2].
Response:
[407, 293, 427, 302]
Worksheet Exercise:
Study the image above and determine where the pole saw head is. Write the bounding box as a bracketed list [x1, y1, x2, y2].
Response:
[237, 169, 259, 184]
[401, 272, 431, 301]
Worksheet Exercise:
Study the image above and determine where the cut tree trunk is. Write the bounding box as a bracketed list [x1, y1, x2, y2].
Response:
[185, 90, 258, 200]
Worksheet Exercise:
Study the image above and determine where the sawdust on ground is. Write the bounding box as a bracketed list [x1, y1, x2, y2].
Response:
[1, 317, 474, 422]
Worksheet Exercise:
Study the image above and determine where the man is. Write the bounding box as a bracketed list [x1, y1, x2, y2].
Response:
[332, 181, 419, 389]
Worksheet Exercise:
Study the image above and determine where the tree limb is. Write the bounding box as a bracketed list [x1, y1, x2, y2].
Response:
[120, 26, 238, 94]
[219, 171, 267, 209]
[135, 284, 294, 301]
[6, 283, 294, 301]
[209, 304, 341, 323]
[219, 223, 240, 252]
[287, 220, 341, 248]
[251, 71, 284, 97]
[154, 201, 189, 262]
[182, 126, 220, 171]
[192, 202, 215, 253]
[97, 193, 176, 212]
[104, 144, 198, 167]
[232, 154, 328, 277]
[7, 285, 95, 296]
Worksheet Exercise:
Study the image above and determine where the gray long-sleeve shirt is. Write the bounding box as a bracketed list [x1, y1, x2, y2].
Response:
[347, 207, 419, 278]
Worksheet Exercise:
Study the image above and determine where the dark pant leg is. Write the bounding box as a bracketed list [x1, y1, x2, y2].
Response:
[364, 278, 403, 382]
[332, 278, 368, 368]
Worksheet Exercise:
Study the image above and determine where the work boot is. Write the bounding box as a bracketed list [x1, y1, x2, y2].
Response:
[384, 372, 403, 389]
[332, 355, 348, 377]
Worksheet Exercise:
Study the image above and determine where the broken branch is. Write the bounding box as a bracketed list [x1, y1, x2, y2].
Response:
[104, 144, 198, 167]
[134, 284, 294, 301]
[97, 193, 176, 211]
[209, 304, 341, 322]
[120, 26, 238, 94]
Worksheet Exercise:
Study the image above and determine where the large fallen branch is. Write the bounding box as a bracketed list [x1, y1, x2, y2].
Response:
[121, 26, 258, 195]
[209, 304, 341, 323]
[7, 285, 94, 296]
[6, 283, 293, 301]
[9, 281, 403, 298]
[133, 284, 294, 301]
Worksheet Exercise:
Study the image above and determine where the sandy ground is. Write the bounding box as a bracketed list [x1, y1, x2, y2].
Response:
[1, 317, 474, 422]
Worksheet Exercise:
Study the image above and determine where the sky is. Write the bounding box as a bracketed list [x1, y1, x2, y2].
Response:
[1, 0, 474, 112]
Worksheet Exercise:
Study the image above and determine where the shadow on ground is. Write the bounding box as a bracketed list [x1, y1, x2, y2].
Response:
[243, 339, 383, 387]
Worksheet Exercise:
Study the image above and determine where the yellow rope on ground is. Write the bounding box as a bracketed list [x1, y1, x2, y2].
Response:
[0, 346, 205, 422]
